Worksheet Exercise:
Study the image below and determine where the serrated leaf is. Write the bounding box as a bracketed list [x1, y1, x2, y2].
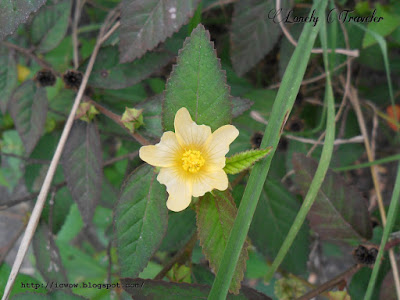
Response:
[230, 0, 285, 75]
[0, 0, 46, 41]
[85, 46, 173, 89]
[293, 153, 373, 243]
[119, 0, 200, 62]
[249, 179, 310, 275]
[31, 0, 71, 53]
[9, 80, 48, 155]
[114, 164, 168, 277]
[32, 223, 69, 290]
[224, 147, 272, 175]
[62, 121, 103, 226]
[196, 190, 248, 294]
[159, 209, 196, 252]
[0, 46, 17, 113]
[232, 97, 253, 118]
[163, 24, 231, 131]
[121, 278, 271, 300]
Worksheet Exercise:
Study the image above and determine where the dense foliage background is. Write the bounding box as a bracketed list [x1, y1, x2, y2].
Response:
[0, 0, 400, 299]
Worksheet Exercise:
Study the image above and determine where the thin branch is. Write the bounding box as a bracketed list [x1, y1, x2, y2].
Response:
[285, 134, 363, 145]
[296, 264, 361, 300]
[0, 182, 67, 211]
[99, 21, 120, 44]
[103, 151, 139, 167]
[1, 11, 119, 300]
[72, 0, 85, 69]
[87, 98, 151, 145]
[0, 152, 51, 164]
[154, 232, 197, 280]
[1, 41, 60, 77]
[267, 58, 354, 90]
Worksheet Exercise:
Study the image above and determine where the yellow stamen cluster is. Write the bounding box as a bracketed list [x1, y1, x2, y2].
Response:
[181, 149, 205, 173]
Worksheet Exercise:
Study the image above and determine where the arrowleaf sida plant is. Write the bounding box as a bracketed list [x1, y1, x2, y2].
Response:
[0, 1, 400, 300]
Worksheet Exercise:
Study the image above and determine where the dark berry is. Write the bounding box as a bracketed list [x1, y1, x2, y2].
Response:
[63, 70, 83, 89]
[35, 69, 56, 87]
[353, 245, 378, 265]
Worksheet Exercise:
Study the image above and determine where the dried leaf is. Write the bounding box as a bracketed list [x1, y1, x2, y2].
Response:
[230, 0, 284, 75]
[293, 153, 373, 243]
[0, 46, 17, 113]
[119, 0, 201, 62]
[62, 121, 103, 226]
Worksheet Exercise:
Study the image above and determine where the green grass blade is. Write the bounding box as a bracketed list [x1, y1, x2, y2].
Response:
[264, 15, 336, 282]
[356, 22, 399, 300]
[333, 154, 400, 172]
[207, 1, 328, 299]
[365, 163, 400, 299]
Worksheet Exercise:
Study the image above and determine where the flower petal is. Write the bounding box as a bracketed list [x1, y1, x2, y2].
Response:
[192, 169, 228, 197]
[139, 132, 180, 167]
[174, 107, 211, 148]
[205, 125, 239, 168]
[157, 167, 193, 212]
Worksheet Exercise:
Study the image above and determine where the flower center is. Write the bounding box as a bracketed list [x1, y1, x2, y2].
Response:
[181, 150, 205, 173]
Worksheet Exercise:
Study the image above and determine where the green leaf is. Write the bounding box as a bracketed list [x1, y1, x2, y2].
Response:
[114, 164, 168, 277]
[248, 179, 309, 275]
[224, 147, 272, 175]
[293, 153, 373, 243]
[230, 0, 287, 75]
[0, 0, 46, 40]
[32, 223, 69, 290]
[0, 264, 47, 296]
[62, 121, 103, 226]
[163, 24, 231, 131]
[31, 0, 71, 53]
[119, 0, 201, 62]
[0, 46, 17, 113]
[85, 46, 172, 89]
[57, 203, 84, 243]
[362, 4, 400, 48]
[159, 209, 196, 252]
[9, 80, 48, 155]
[196, 190, 248, 294]
[120, 278, 271, 300]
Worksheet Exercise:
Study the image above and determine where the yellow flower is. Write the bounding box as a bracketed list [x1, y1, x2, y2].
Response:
[139, 107, 239, 212]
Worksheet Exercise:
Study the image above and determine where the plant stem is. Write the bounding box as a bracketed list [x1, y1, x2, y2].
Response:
[296, 265, 361, 300]
[154, 232, 197, 280]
